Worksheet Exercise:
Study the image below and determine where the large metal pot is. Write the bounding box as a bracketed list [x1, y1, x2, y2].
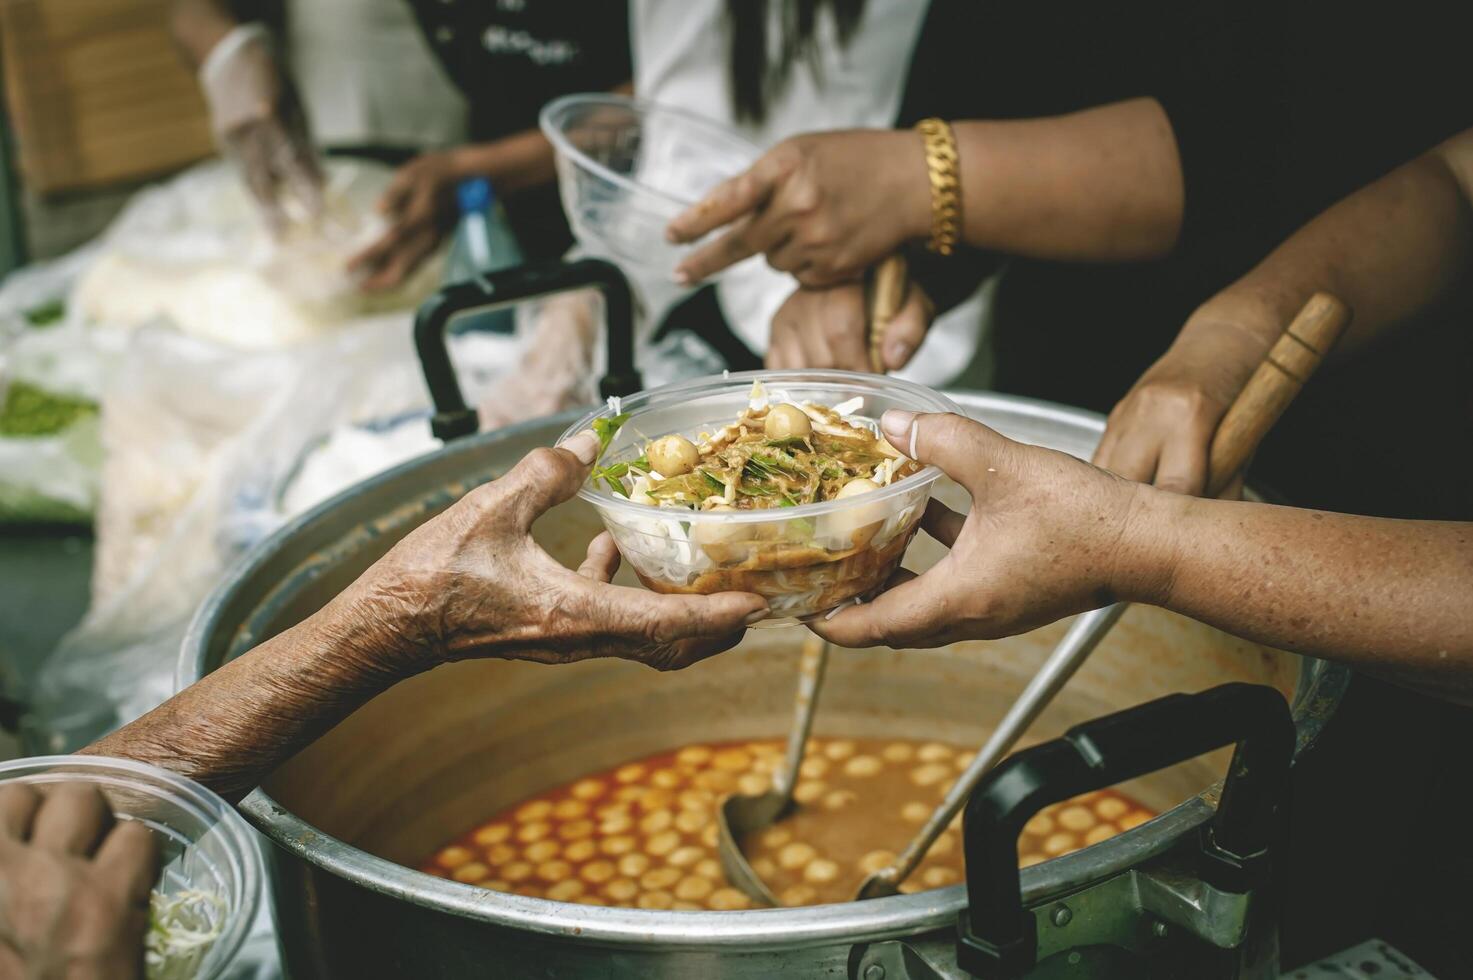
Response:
[179, 390, 1345, 979]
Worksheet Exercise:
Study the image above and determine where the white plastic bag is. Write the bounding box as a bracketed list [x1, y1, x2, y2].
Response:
[31, 313, 434, 750]
[71, 160, 445, 351]
[0, 254, 107, 523]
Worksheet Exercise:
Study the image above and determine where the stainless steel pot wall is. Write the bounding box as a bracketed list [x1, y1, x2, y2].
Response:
[180, 392, 1346, 979]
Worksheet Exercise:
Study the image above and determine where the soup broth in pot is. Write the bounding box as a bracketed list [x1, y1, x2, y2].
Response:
[422, 736, 1154, 909]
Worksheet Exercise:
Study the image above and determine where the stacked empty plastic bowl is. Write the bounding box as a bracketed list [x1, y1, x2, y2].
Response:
[540, 94, 761, 276]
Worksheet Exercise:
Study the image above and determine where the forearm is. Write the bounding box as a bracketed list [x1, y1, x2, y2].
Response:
[446, 129, 558, 195]
[82, 595, 414, 802]
[1190, 136, 1473, 358]
[445, 80, 628, 195]
[1124, 491, 1473, 701]
[171, 0, 238, 66]
[948, 98, 1184, 262]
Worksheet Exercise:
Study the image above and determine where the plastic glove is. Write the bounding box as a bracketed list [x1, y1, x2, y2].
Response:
[0, 784, 159, 980]
[478, 292, 600, 431]
[199, 24, 323, 233]
[348, 151, 461, 292]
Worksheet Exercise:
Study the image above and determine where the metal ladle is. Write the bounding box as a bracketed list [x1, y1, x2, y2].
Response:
[718, 256, 908, 905]
[853, 291, 1351, 899]
[716, 636, 830, 905]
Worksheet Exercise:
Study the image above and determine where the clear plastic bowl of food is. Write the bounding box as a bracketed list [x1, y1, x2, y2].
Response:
[539, 93, 760, 274]
[561, 370, 962, 623]
[0, 755, 263, 980]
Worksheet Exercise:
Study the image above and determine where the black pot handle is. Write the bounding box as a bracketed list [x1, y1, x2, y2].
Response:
[955, 682, 1294, 979]
[413, 257, 641, 442]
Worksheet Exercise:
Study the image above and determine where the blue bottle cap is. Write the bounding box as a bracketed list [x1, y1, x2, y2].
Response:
[456, 178, 494, 214]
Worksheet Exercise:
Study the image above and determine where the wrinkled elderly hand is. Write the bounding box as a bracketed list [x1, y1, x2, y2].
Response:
[668, 130, 930, 288]
[767, 279, 935, 372]
[331, 430, 769, 674]
[1094, 313, 1269, 496]
[811, 412, 1171, 649]
[0, 784, 158, 980]
[199, 24, 323, 233]
[348, 151, 461, 292]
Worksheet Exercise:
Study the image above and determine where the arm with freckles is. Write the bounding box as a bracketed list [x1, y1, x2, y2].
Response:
[83, 433, 766, 802]
[1142, 494, 1473, 700]
[812, 412, 1473, 704]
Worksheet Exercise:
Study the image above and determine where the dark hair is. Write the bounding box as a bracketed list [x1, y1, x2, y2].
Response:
[726, 0, 867, 124]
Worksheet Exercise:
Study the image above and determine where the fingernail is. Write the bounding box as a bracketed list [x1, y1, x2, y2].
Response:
[673, 269, 692, 286]
[665, 226, 680, 243]
[884, 339, 913, 368]
[881, 410, 915, 439]
[743, 606, 770, 626]
[558, 429, 600, 465]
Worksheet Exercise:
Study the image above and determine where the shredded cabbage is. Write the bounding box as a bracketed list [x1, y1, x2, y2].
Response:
[144, 888, 225, 980]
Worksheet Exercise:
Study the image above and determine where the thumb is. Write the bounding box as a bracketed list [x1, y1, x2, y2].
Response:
[880, 284, 934, 371]
[879, 411, 1011, 495]
[485, 430, 600, 530]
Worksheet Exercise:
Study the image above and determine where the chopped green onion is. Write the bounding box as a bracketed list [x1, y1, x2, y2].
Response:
[592, 413, 630, 457]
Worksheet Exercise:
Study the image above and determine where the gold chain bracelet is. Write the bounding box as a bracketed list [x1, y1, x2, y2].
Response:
[915, 118, 961, 256]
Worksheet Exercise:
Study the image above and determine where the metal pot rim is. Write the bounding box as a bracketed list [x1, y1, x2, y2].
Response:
[182, 392, 1349, 948]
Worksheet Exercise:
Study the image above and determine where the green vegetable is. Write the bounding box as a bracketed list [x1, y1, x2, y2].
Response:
[0, 381, 98, 437]
[602, 473, 629, 497]
[593, 461, 629, 480]
[737, 483, 777, 497]
[698, 469, 725, 494]
[23, 299, 64, 328]
[592, 413, 630, 458]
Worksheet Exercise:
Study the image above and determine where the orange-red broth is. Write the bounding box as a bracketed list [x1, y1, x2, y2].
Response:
[422, 738, 1154, 909]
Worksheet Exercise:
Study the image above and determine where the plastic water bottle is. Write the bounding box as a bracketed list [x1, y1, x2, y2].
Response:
[445, 177, 523, 334]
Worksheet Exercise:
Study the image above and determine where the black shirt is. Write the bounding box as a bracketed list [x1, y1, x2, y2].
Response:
[405, 0, 632, 257]
[898, 0, 1472, 521]
[898, 0, 1292, 415]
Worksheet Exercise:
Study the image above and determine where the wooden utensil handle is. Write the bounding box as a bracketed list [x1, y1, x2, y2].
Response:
[867, 254, 909, 373]
[1205, 292, 1352, 496]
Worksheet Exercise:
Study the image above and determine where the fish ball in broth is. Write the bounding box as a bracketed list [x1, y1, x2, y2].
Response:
[422, 738, 1157, 909]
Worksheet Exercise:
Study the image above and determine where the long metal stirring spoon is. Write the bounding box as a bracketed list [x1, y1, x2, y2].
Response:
[717, 636, 830, 905]
[854, 291, 1351, 900]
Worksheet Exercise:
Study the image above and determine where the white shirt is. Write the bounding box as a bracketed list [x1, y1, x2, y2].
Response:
[287, 0, 468, 151]
[631, 0, 986, 386]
